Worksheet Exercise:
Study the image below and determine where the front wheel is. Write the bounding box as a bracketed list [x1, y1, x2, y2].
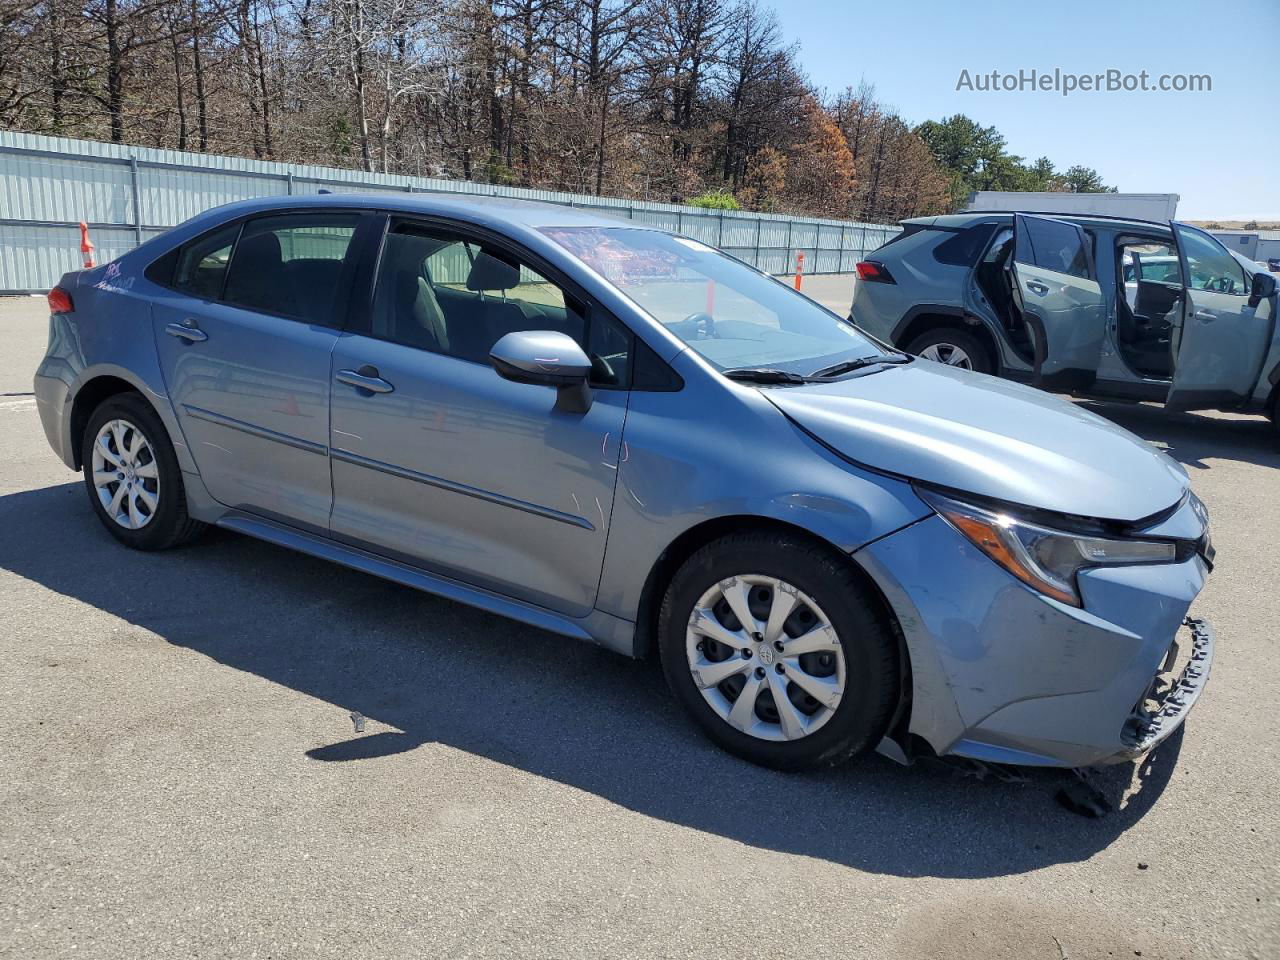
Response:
[906, 327, 994, 375]
[659, 532, 900, 771]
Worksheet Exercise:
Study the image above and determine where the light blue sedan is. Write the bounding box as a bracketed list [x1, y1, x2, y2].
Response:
[35, 194, 1215, 771]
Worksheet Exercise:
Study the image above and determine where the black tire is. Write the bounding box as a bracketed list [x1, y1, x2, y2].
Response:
[658, 532, 900, 771]
[81, 393, 205, 551]
[906, 327, 994, 375]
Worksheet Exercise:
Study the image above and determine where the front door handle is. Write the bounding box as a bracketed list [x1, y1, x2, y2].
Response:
[166, 319, 207, 343]
[336, 365, 395, 395]
[1194, 309, 1217, 322]
[1026, 281, 1049, 296]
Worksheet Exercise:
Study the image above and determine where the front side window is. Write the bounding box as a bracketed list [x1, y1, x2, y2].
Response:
[541, 227, 888, 376]
[1175, 226, 1249, 296]
[222, 213, 359, 323]
[370, 225, 630, 386]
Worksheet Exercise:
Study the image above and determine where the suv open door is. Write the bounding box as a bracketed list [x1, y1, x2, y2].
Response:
[1166, 222, 1275, 411]
[1011, 214, 1105, 387]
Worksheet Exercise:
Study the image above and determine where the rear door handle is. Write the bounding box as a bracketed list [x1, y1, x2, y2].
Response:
[1026, 281, 1049, 296]
[165, 319, 207, 343]
[1194, 310, 1217, 322]
[336, 365, 395, 395]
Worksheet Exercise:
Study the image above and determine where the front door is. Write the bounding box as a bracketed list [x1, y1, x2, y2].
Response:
[1010, 214, 1106, 387]
[1166, 223, 1273, 410]
[328, 219, 631, 617]
[150, 211, 364, 531]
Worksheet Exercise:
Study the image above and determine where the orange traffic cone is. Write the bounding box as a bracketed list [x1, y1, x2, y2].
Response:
[79, 221, 95, 268]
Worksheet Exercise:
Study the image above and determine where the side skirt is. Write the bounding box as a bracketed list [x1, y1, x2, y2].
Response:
[214, 511, 639, 657]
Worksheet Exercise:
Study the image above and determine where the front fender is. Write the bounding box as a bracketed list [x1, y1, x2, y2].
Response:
[595, 355, 931, 626]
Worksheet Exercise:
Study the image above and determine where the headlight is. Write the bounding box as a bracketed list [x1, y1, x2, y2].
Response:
[918, 489, 1177, 607]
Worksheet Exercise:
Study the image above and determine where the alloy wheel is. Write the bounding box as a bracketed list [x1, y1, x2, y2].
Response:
[685, 575, 846, 742]
[91, 418, 161, 530]
[919, 342, 973, 368]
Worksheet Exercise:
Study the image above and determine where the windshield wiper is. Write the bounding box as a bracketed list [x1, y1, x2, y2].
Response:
[809, 353, 912, 380]
[723, 367, 809, 385]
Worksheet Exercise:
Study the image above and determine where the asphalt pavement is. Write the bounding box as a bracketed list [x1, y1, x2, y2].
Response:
[1, 288, 1277, 959]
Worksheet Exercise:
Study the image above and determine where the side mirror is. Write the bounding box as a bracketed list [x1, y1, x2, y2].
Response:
[489, 330, 593, 414]
[1249, 271, 1277, 309]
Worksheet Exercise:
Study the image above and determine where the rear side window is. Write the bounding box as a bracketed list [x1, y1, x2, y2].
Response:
[933, 223, 997, 266]
[1019, 217, 1092, 280]
[173, 223, 240, 300]
[222, 214, 359, 323]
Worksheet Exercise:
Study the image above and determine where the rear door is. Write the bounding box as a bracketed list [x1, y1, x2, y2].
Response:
[1166, 222, 1274, 410]
[151, 211, 367, 531]
[1010, 214, 1106, 386]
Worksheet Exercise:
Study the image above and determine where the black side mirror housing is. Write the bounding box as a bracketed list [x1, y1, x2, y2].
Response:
[1250, 271, 1277, 309]
[489, 330, 594, 414]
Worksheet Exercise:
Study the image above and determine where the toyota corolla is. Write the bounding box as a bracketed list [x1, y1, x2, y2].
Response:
[35, 194, 1215, 771]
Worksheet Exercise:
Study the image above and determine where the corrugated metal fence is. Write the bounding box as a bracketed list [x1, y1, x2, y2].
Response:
[0, 130, 900, 294]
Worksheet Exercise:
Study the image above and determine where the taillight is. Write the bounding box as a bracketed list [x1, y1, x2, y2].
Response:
[856, 261, 895, 284]
[47, 287, 74, 314]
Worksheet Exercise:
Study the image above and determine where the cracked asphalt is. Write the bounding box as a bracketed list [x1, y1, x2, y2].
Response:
[1, 287, 1277, 959]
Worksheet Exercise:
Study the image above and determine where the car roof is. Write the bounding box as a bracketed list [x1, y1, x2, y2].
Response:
[187, 191, 639, 232]
[902, 210, 1173, 233]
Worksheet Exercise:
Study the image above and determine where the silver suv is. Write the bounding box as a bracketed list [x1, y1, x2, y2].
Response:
[850, 212, 1280, 438]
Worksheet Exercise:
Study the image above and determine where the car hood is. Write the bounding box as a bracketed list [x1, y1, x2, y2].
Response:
[765, 361, 1188, 524]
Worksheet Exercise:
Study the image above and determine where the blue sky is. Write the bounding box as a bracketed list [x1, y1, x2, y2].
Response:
[764, 0, 1280, 220]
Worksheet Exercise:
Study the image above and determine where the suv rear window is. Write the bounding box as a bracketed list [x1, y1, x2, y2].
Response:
[871, 224, 923, 252]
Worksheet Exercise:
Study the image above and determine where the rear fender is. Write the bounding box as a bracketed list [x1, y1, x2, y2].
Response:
[42, 289, 196, 474]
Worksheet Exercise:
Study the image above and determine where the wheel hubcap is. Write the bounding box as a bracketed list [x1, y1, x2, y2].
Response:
[91, 418, 160, 530]
[685, 575, 846, 742]
[919, 342, 973, 368]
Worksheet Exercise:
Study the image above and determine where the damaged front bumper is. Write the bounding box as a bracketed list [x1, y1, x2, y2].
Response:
[858, 511, 1213, 769]
[1110, 616, 1214, 762]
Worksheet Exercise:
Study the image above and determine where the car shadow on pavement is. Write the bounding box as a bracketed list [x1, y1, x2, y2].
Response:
[1, 482, 1187, 880]
[1075, 400, 1279, 471]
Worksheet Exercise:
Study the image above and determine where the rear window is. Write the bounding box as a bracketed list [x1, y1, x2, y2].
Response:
[871, 224, 924, 252]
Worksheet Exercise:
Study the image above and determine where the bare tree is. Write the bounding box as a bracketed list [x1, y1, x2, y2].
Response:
[1, 0, 959, 221]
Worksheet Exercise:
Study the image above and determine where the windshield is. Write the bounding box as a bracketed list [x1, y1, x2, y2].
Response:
[541, 226, 888, 375]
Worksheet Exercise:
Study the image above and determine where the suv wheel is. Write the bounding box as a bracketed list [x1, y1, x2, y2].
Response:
[81, 393, 205, 550]
[659, 532, 899, 771]
[906, 328, 994, 374]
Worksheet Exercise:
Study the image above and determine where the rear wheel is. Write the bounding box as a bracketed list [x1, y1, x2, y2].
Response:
[906, 327, 994, 375]
[659, 532, 899, 771]
[81, 393, 205, 550]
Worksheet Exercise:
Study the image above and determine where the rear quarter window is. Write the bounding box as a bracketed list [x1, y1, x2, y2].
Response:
[932, 223, 998, 267]
[169, 223, 241, 300]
